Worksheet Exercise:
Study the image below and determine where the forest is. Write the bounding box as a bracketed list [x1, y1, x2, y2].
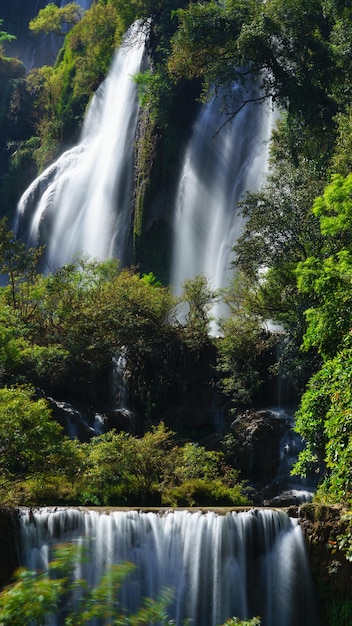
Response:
[1, 0, 352, 623]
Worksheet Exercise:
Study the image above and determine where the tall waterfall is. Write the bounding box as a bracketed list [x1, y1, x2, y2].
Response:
[15, 22, 148, 270]
[19, 508, 317, 626]
[171, 88, 275, 320]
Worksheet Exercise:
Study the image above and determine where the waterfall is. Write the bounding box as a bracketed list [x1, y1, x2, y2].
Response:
[15, 22, 148, 270]
[171, 88, 275, 327]
[19, 507, 317, 626]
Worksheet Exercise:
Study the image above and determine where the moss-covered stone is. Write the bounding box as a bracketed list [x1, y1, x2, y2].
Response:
[294, 504, 352, 626]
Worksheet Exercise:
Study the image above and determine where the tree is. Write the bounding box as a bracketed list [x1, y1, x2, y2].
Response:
[179, 274, 217, 351]
[293, 172, 352, 502]
[0, 545, 174, 626]
[29, 3, 83, 37]
[168, 0, 259, 98]
[169, 0, 338, 134]
[0, 385, 83, 505]
[162, 440, 250, 507]
[296, 174, 352, 359]
[0, 218, 45, 323]
[80, 423, 176, 506]
[0, 19, 16, 45]
[234, 155, 324, 298]
[231, 152, 325, 392]
[217, 272, 274, 406]
[292, 340, 352, 503]
[331, 106, 352, 177]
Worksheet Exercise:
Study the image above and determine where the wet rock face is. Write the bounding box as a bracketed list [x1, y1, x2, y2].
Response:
[0, 507, 20, 589]
[298, 504, 352, 593]
[293, 504, 352, 626]
[229, 410, 285, 481]
[229, 409, 315, 506]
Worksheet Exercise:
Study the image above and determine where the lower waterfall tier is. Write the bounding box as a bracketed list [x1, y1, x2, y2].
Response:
[19, 507, 317, 625]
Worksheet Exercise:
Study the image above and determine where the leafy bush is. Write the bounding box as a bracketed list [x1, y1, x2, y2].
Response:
[163, 477, 250, 507]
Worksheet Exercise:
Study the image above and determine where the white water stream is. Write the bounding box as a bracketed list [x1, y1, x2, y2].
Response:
[171, 88, 275, 327]
[15, 22, 148, 269]
[19, 507, 317, 626]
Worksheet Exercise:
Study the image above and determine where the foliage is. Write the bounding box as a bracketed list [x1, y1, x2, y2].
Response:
[331, 106, 352, 177]
[0, 385, 82, 505]
[29, 3, 83, 37]
[80, 424, 250, 507]
[162, 440, 250, 506]
[178, 274, 217, 352]
[234, 153, 324, 315]
[0, 543, 261, 625]
[313, 172, 352, 244]
[217, 272, 275, 405]
[224, 617, 261, 626]
[0, 217, 45, 319]
[336, 511, 352, 562]
[134, 67, 174, 126]
[0, 544, 174, 626]
[65, 2, 121, 98]
[168, 0, 259, 97]
[296, 174, 352, 359]
[296, 250, 352, 360]
[0, 233, 178, 409]
[0, 381, 249, 506]
[292, 172, 352, 503]
[0, 19, 16, 45]
[216, 143, 326, 398]
[163, 477, 249, 507]
[169, 0, 340, 134]
[81, 423, 175, 505]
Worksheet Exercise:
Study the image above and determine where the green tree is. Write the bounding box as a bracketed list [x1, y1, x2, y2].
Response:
[292, 341, 352, 503]
[331, 106, 352, 177]
[0, 545, 174, 626]
[231, 152, 325, 392]
[80, 423, 176, 506]
[0, 218, 45, 322]
[296, 174, 352, 359]
[169, 0, 339, 135]
[168, 0, 259, 98]
[217, 272, 274, 406]
[29, 3, 83, 36]
[179, 274, 217, 351]
[0, 385, 83, 505]
[6, 255, 176, 414]
[234, 155, 324, 308]
[162, 440, 250, 507]
[25, 2, 121, 168]
[0, 19, 16, 45]
[293, 172, 352, 502]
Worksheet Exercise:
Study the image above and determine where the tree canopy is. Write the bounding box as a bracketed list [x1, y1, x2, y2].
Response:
[29, 2, 83, 36]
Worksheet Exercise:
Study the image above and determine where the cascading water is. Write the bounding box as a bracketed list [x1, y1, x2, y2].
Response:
[171, 88, 275, 327]
[15, 21, 148, 270]
[19, 507, 317, 626]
